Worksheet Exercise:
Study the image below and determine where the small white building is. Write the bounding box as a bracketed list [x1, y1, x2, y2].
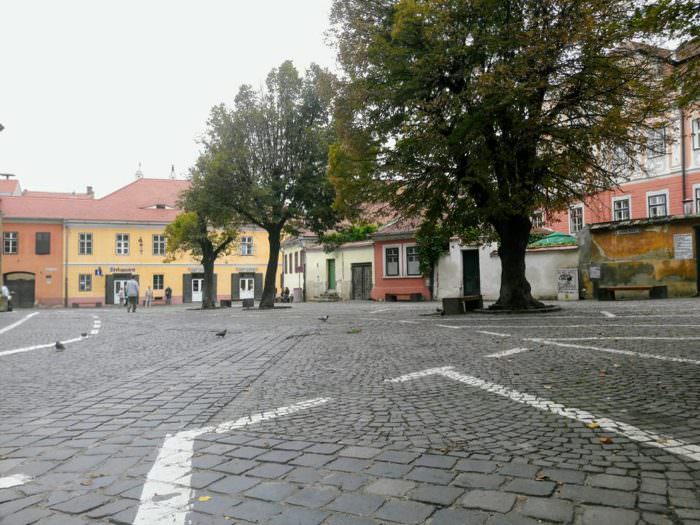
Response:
[435, 234, 579, 301]
[305, 241, 374, 300]
[281, 234, 317, 302]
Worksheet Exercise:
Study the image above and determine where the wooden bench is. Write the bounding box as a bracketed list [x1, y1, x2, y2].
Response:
[597, 285, 668, 301]
[385, 293, 424, 302]
[72, 301, 102, 308]
[442, 295, 484, 314]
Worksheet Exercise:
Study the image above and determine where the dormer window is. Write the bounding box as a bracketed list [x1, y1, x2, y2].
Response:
[156, 204, 166, 209]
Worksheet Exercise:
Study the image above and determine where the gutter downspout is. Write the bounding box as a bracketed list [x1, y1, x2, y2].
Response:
[681, 109, 690, 213]
[64, 222, 69, 307]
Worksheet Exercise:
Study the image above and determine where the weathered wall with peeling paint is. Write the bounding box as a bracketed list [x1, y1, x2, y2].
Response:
[588, 220, 699, 298]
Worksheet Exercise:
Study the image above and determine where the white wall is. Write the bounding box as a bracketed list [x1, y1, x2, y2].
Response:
[306, 244, 374, 300]
[436, 241, 579, 300]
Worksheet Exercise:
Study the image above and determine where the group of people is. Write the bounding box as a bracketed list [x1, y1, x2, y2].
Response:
[118, 279, 172, 312]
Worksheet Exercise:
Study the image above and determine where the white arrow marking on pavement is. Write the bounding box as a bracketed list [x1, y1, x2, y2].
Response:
[134, 397, 331, 525]
[386, 367, 700, 462]
[476, 330, 511, 338]
[0, 474, 32, 488]
[0, 312, 39, 335]
[485, 347, 529, 358]
[526, 338, 700, 365]
[601, 311, 616, 318]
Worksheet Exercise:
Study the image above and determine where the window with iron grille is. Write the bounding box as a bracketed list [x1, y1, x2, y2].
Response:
[35, 232, 51, 255]
[648, 193, 667, 217]
[79, 274, 92, 292]
[152, 234, 166, 256]
[79, 233, 93, 255]
[3, 232, 18, 254]
[613, 198, 630, 221]
[241, 236, 253, 255]
[116, 233, 129, 255]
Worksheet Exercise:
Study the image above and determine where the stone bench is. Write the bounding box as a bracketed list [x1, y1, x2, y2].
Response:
[597, 285, 668, 301]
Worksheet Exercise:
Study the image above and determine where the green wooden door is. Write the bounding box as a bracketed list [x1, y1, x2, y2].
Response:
[327, 259, 336, 290]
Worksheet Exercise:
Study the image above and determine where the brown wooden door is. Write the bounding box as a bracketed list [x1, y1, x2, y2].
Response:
[351, 263, 372, 300]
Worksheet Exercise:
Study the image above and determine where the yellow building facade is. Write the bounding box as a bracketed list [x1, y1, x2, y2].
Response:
[65, 221, 278, 305]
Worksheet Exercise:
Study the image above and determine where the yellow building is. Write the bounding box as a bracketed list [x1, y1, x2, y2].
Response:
[2, 177, 280, 306]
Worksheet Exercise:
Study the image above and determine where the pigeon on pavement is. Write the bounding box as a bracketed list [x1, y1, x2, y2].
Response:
[215, 329, 227, 337]
[55, 341, 66, 351]
[80, 332, 88, 337]
[318, 315, 329, 322]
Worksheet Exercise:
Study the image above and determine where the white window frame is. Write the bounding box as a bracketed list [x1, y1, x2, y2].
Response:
[116, 233, 130, 255]
[383, 244, 402, 278]
[612, 195, 631, 222]
[3, 231, 18, 254]
[531, 210, 544, 229]
[569, 205, 584, 234]
[647, 128, 666, 158]
[78, 273, 92, 292]
[692, 118, 700, 151]
[646, 189, 669, 218]
[240, 236, 254, 256]
[152, 234, 166, 256]
[153, 274, 164, 290]
[404, 243, 421, 277]
[78, 232, 93, 255]
[693, 184, 700, 214]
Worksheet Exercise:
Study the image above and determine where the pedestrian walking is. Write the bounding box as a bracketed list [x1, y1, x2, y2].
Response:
[126, 277, 139, 313]
[165, 286, 172, 305]
[145, 286, 153, 308]
[118, 287, 126, 307]
[1, 284, 12, 311]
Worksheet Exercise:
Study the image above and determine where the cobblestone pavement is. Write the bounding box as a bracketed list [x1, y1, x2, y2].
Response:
[0, 300, 699, 524]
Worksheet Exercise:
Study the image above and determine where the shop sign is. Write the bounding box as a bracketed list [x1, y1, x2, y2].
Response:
[188, 266, 204, 273]
[109, 267, 136, 273]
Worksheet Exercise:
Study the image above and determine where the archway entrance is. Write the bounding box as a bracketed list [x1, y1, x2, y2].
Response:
[3, 272, 36, 308]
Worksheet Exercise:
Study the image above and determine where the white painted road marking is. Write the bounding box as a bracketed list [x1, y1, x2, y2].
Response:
[0, 312, 39, 335]
[386, 367, 700, 462]
[545, 336, 700, 341]
[0, 315, 101, 358]
[134, 397, 331, 525]
[485, 347, 529, 358]
[476, 330, 511, 338]
[527, 338, 700, 365]
[369, 308, 391, 314]
[601, 311, 616, 318]
[0, 474, 32, 488]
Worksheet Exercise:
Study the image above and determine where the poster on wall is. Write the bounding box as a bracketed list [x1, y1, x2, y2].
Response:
[673, 234, 693, 260]
[557, 268, 579, 301]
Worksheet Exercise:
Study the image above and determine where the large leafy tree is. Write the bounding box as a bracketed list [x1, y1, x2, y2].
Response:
[203, 61, 338, 308]
[330, 0, 671, 309]
[165, 163, 239, 309]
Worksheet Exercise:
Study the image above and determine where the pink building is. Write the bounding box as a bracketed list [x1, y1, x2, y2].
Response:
[371, 219, 431, 301]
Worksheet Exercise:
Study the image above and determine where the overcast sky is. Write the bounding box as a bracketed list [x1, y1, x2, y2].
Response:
[0, 0, 336, 196]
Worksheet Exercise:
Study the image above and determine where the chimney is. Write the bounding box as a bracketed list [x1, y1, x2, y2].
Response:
[86, 186, 94, 197]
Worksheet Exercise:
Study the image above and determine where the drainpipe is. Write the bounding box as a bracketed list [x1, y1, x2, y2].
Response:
[681, 109, 692, 214]
[64, 222, 69, 307]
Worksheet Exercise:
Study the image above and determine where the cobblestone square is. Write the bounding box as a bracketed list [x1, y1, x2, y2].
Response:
[0, 300, 699, 523]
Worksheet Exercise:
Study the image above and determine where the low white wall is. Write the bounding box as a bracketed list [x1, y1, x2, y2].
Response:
[436, 241, 579, 301]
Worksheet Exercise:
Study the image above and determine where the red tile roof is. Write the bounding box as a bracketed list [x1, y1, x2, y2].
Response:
[0, 178, 191, 222]
[22, 190, 93, 199]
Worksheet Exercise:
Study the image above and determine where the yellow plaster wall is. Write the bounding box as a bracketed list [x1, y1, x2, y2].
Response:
[65, 224, 280, 303]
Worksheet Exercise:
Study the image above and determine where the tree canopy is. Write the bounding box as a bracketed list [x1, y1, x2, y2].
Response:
[201, 61, 339, 307]
[165, 162, 239, 309]
[330, 0, 672, 309]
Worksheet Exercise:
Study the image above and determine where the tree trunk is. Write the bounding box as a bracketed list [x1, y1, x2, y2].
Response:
[201, 247, 217, 310]
[259, 225, 282, 309]
[491, 215, 544, 310]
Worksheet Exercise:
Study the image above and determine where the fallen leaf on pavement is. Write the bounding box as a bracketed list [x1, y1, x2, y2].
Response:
[198, 496, 211, 502]
[599, 437, 613, 444]
[587, 422, 600, 429]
